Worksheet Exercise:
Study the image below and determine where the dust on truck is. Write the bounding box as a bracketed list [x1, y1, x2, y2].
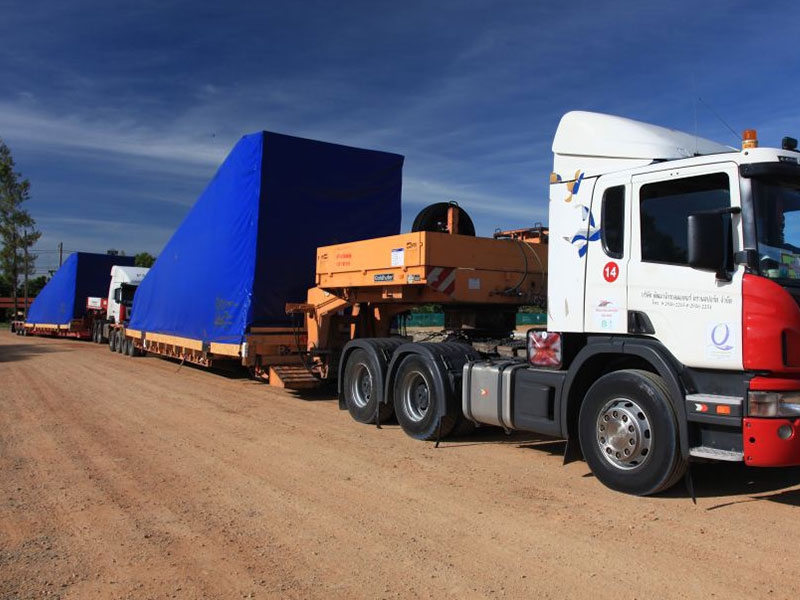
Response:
[299, 111, 800, 495]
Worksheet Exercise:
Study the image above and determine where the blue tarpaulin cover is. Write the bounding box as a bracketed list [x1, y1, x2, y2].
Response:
[27, 252, 135, 325]
[129, 131, 403, 345]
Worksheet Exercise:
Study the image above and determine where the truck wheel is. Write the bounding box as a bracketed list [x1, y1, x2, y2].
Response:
[114, 331, 124, 353]
[108, 330, 116, 351]
[343, 349, 394, 424]
[578, 369, 686, 496]
[392, 354, 457, 441]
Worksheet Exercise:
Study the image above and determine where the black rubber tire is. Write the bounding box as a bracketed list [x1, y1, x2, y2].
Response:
[578, 369, 687, 496]
[114, 331, 124, 353]
[342, 349, 394, 424]
[392, 354, 457, 441]
[108, 330, 116, 352]
[125, 337, 135, 357]
[93, 323, 100, 343]
[411, 202, 476, 236]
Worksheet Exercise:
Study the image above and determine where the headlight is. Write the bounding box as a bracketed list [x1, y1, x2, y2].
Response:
[748, 391, 800, 417]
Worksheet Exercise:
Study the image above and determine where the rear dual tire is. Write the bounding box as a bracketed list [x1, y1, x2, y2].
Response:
[392, 355, 457, 441]
[342, 349, 394, 424]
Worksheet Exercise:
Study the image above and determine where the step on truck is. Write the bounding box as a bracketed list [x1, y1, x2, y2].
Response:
[295, 112, 800, 496]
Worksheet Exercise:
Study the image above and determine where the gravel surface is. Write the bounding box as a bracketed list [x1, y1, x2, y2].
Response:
[2, 329, 800, 599]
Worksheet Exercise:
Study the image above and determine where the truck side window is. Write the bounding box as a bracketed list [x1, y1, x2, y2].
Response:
[640, 173, 730, 265]
[602, 186, 625, 258]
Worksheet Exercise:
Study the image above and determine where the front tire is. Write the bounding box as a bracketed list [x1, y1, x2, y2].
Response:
[342, 349, 394, 424]
[108, 330, 116, 351]
[578, 369, 686, 496]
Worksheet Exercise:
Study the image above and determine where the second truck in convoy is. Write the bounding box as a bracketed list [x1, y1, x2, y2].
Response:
[87, 264, 150, 355]
[25, 112, 800, 495]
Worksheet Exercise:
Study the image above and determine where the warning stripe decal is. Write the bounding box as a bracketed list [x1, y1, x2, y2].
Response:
[427, 267, 456, 296]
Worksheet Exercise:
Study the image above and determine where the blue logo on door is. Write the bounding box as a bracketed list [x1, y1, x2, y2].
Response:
[711, 323, 733, 351]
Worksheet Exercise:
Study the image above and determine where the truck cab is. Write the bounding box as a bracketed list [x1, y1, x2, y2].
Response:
[540, 111, 800, 493]
[89, 265, 149, 344]
[106, 265, 149, 324]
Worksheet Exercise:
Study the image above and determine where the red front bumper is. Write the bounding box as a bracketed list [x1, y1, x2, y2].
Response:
[744, 417, 800, 466]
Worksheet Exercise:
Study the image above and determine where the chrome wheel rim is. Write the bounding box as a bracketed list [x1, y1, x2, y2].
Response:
[596, 398, 652, 470]
[402, 370, 430, 423]
[349, 363, 372, 409]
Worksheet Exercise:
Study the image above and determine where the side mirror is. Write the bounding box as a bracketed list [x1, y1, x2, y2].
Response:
[687, 206, 740, 281]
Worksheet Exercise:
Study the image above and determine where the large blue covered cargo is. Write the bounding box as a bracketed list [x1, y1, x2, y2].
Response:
[27, 252, 135, 325]
[129, 131, 403, 345]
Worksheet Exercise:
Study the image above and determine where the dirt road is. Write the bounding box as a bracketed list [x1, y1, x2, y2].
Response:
[2, 330, 800, 599]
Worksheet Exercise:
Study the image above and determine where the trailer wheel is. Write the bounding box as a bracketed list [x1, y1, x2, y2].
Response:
[342, 349, 394, 424]
[578, 369, 686, 496]
[114, 331, 124, 353]
[108, 330, 116, 351]
[392, 354, 457, 441]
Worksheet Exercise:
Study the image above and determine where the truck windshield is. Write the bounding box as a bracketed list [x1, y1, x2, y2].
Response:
[754, 176, 800, 281]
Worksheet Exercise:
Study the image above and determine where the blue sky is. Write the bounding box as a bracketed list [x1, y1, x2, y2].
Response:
[2, 0, 799, 274]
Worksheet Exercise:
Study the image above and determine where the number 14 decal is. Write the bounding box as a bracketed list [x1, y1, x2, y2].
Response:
[603, 262, 619, 283]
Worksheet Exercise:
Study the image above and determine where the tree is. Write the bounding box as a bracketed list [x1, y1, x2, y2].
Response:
[0, 139, 40, 316]
[23, 275, 48, 297]
[134, 252, 156, 268]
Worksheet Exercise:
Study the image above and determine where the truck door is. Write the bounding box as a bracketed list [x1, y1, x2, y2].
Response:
[627, 163, 743, 370]
[584, 174, 630, 333]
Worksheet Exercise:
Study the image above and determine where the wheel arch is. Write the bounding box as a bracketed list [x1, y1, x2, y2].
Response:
[384, 342, 480, 419]
[561, 337, 690, 459]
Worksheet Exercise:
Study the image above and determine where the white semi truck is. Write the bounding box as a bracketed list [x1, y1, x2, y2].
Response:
[87, 265, 149, 354]
[325, 111, 800, 496]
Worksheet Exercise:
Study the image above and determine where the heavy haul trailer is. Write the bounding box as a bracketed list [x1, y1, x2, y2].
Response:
[116, 130, 405, 387]
[18, 253, 135, 338]
[287, 213, 547, 423]
[300, 112, 800, 496]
